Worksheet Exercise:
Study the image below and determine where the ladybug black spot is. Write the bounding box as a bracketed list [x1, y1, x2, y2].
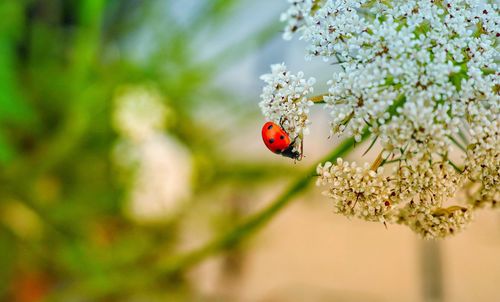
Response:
[269, 138, 275, 144]
[280, 135, 285, 140]
[267, 124, 273, 130]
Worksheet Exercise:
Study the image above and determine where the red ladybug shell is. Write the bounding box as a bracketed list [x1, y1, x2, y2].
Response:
[262, 122, 291, 154]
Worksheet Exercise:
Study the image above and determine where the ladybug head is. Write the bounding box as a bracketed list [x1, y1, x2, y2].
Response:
[279, 145, 301, 160]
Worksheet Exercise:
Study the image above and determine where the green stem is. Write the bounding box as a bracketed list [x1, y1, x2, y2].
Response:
[457, 128, 469, 146]
[447, 159, 464, 173]
[447, 135, 467, 153]
[158, 128, 370, 277]
[383, 158, 405, 165]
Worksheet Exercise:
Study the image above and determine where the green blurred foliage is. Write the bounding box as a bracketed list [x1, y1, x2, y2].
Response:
[0, 0, 292, 301]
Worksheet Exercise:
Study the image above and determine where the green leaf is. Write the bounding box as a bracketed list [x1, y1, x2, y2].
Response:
[414, 21, 431, 38]
[0, 130, 15, 164]
[0, 33, 35, 124]
[449, 71, 468, 92]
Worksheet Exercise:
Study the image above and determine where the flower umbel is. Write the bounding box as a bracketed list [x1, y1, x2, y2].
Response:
[317, 158, 394, 222]
[401, 206, 473, 239]
[260, 0, 499, 238]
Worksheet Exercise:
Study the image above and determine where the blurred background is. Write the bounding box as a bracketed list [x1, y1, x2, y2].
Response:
[0, 0, 499, 301]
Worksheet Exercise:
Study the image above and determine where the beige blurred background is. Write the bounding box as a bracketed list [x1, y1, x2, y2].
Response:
[188, 189, 500, 302]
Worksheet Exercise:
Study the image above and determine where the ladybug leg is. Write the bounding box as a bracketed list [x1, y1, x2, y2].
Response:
[279, 116, 285, 128]
[291, 137, 297, 164]
[279, 116, 290, 129]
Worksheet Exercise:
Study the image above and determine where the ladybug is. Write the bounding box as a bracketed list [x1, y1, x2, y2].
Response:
[261, 121, 301, 160]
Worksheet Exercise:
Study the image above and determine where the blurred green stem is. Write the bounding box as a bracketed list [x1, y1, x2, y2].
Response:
[159, 129, 370, 277]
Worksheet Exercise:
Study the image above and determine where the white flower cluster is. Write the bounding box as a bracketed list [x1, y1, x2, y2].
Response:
[317, 158, 472, 237]
[317, 158, 393, 222]
[113, 86, 192, 222]
[464, 103, 499, 207]
[280, 0, 315, 40]
[259, 63, 316, 149]
[392, 161, 463, 209]
[263, 0, 500, 238]
[401, 206, 473, 239]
